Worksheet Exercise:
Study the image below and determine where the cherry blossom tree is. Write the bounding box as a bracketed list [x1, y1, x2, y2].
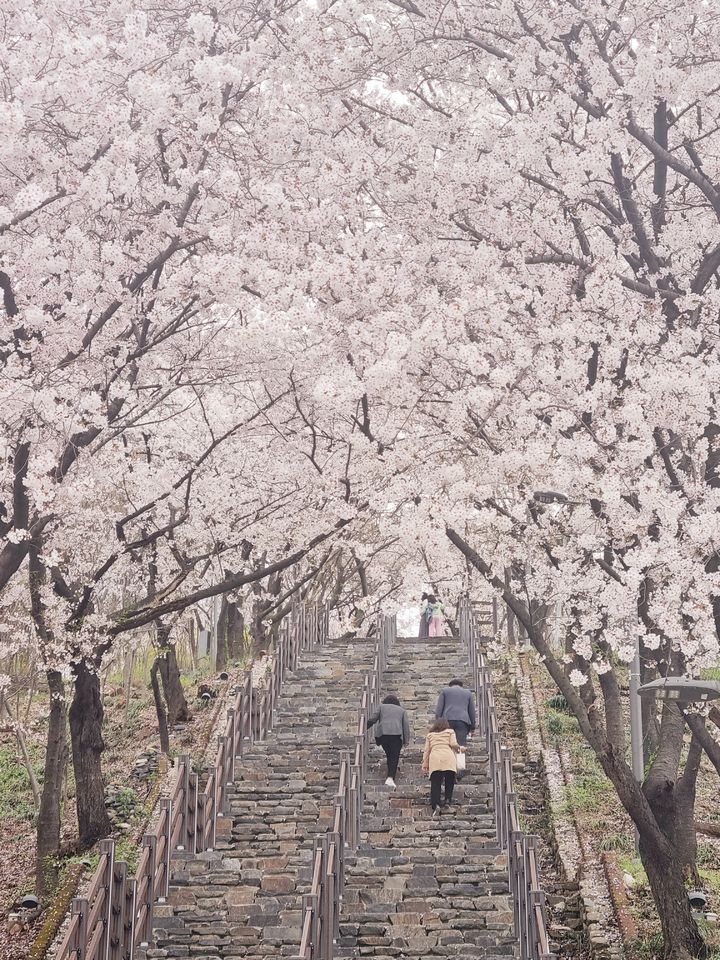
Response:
[5, 2, 720, 956]
[0, 0, 371, 890]
[276, 2, 720, 955]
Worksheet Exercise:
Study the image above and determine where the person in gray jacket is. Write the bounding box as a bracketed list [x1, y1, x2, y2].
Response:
[435, 679, 476, 759]
[367, 694, 411, 788]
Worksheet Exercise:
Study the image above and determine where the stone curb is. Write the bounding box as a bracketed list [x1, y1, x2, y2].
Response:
[601, 850, 638, 945]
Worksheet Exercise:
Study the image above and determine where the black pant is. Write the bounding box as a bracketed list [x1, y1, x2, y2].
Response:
[376, 735, 402, 778]
[448, 720, 470, 746]
[430, 770, 456, 809]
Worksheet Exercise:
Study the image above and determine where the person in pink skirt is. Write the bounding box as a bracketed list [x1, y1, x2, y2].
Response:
[426, 595, 445, 636]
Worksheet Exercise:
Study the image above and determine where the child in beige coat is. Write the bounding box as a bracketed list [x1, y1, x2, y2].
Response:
[421, 718, 466, 815]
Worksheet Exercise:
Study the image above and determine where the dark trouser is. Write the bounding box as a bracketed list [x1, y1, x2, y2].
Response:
[430, 770, 456, 809]
[376, 735, 402, 778]
[448, 720, 470, 746]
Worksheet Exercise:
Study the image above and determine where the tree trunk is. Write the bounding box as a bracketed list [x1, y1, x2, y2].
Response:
[215, 596, 228, 672]
[123, 647, 134, 729]
[674, 735, 702, 883]
[249, 598, 271, 656]
[2, 695, 41, 808]
[505, 568, 516, 647]
[226, 602, 245, 662]
[150, 659, 170, 755]
[69, 661, 112, 847]
[639, 834, 705, 959]
[36, 670, 67, 899]
[155, 624, 189, 726]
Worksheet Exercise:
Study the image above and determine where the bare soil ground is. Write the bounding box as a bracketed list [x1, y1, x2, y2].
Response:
[0, 664, 219, 960]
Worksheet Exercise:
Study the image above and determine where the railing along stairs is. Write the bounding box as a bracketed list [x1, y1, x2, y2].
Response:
[291, 614, 396, 960]
[458, 596, 554, 960]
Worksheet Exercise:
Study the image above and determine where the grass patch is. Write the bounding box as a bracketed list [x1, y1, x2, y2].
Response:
[598, 832, 634, 853]
[113, 836, 141, 872]
[565, 771, 611, 814]
[545, 709, 577, 739]
[111, 786, 140, 821]
[631, 931, 664, 958]
[699, 868, 720, 896]
[64, 850, 100, 875]
[125, 696, 145, 723]
[0, 743, 43, 823]
[697, 843, 720, 868]
[547, 693, 572, 713]
[617, 854, 649, 889]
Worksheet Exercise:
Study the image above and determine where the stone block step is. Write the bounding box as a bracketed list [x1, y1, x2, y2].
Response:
[153, 633, 522, 960]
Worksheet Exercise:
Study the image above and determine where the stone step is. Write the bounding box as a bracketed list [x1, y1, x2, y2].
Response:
[155, 637, 378, 958]
[152, 634, 524, 960]
[337, 640, 517, 959]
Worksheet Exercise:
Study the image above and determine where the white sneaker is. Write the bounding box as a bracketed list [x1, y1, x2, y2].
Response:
[385, 777, 396, 787]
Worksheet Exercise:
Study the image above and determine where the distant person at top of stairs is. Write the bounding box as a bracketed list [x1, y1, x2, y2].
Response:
[418, 592, 430, 638]
[435, 678, 476, 778]
[421, 718, 466, 815]
[426, 594, 445, 637]
[367, 694, 411, 788]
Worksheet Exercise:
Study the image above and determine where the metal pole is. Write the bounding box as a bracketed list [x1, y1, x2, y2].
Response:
[629, 637, 644, 851]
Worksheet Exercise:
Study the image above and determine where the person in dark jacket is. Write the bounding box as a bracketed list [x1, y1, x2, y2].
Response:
[435, 679, 476, 779]
[367, 694, 411, 788]
[418, 592, 430, 638]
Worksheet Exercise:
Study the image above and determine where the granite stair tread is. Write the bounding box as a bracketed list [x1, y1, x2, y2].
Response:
[149, 634, 522, 960]
[337, 639, 518, 958]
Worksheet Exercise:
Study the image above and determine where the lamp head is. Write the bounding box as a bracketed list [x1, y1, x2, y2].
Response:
[637, 677, 720, 704]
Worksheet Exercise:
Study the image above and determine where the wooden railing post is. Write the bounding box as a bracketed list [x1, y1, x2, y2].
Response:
[138, 834, 156, 946]
[108, 859, 127, 960]
[157, 799, 171, 900]
[99, 838, 115, 960]
[246, 673, 254, 746]
[72, 898, 89, 960]
[225, 710, 236, 781]
[305, 892, 319, 957]
[196, 785, 207, 854]
[122, 877, 136, 960]
[177, 755, 190, 850]
[350, 763, 361, 849]
[232, 684, 243, 757]
[187, 774, 198, 854]
[207, 769, 217, 850]
[263, 690, 271, 737]
[292, 612, 300, 670]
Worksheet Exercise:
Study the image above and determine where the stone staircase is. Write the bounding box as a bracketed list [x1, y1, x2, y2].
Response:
[149, 634, 520, 959]
[149, 638, 376, 959]
[338, 636, 517, 958]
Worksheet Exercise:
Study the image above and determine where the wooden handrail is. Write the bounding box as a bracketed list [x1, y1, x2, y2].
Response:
[291, 613, 395, 960]
[55, 911, 81, 960]
[457, 596, 554, 960]
[296, 906, 313, 958]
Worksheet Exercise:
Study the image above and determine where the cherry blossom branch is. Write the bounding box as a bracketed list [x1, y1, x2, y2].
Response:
[109, 517, 355, 635]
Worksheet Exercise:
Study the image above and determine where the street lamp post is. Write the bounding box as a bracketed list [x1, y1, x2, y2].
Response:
[628, 640, 645, 853]
[629, 640, 645, 783]
[631, 674, 720, 854]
